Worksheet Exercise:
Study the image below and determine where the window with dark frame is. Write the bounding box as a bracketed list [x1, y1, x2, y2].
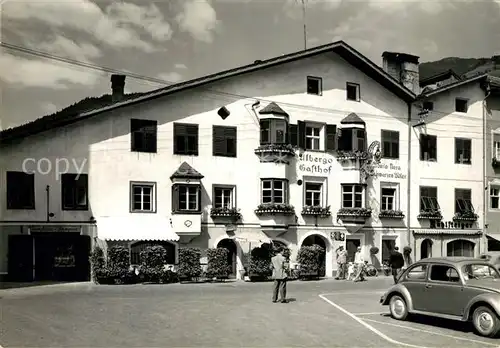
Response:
[491, 186, 500, 209]
[261, 179, 287, 204]
[455, 188, 473, 213]
[381, 130, 399, 159]
[455, 98, 468, 113]
[307, 76, 322, 95]
[341, 184, 363, 208]
[61, 174, 88, 210]
[131, 119, 157, 153]
[304, 182, 322, 206]
[455, 138, 471, 164]
[423, 101, 434, 111]
[292, 122, 337, 151]
[346, 83, 360, 101]
[420, 134, 437, 161]
[213, 186, 234, 208]
[420, 186, 439, 212]
[131, 182, 155, 213]
[260, 119, 287, 144]
[172, 184, 201, 213]
[338, 128, 366, 151]
[174, 123, 199, 155]
[6, 171, 35, 209]
[213, 126, 237, 157]
[381, 187, 396, 211]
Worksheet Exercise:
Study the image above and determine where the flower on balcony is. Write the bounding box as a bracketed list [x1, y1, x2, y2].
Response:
[379, 210, 405, 219]
[301, 205, 331, 217]
[254, 143, 295, 156]
[493, 157, 500, 169]
[417, 210, 443, 220]
[336, 150, 369, 161]
[453, 210, 478, 222]
[255, 203, 295, 216]
[337, 207, 372, 218]
[210, 207, 242, 219]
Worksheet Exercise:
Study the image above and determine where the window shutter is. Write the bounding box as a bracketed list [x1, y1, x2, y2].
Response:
[227, 127, 237, 157]
[325, 124, 337, 151]
[196, 185, 202, 212]
[213, 126, 225, 156]
[171, 185, 179, 212]
[297, 121, 306, 149]
[289, 124, 298, 146]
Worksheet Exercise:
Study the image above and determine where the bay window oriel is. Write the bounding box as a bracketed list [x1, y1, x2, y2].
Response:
[338, 128, 366, 151]
[260, 119, 287, 144]
[172, 184, 201, 213]
[261, 179, 288, 204]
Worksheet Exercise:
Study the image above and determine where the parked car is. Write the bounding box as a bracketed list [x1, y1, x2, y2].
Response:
[380, 257, 500, 337]
[480, 254, 500, 270]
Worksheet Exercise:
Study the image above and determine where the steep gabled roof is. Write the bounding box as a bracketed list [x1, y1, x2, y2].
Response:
[1, 40, 417, 145]
[259, 102, 289, 117]
[419, 69, 461, 87]
[340, 112, 365, 125]
[170, 162, 204, 180]
[419, 73, 489, 98]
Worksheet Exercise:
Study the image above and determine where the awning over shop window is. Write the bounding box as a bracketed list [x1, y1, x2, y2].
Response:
[413, 229, 481, 236]
[97, 216, 179, 241]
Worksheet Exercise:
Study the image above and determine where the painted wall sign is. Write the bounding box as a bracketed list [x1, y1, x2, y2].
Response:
[374, 162, 407, 179]
[29, 225, 82, 233]
[297, 153, 333, 175]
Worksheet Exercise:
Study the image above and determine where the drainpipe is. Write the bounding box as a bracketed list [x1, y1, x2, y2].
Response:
[482, 82, 491, 255]
[406, 102, 412, 253]
[46, 185, 51, 222]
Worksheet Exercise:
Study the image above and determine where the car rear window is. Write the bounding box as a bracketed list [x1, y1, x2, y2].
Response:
[430, 265, 460, 282]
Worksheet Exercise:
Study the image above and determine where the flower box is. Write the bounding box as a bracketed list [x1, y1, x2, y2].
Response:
[453, 211, 478, 222]
[337, 207, 372, 218]
[417, 210, 443, 220]
[301, 205, 331, 217]
[255, 204, 295, 216]
[210, 207, 242, 220]
[379, 210, 405, 219]
[336, 150, 369, 161]
[254, 144, 295, 161]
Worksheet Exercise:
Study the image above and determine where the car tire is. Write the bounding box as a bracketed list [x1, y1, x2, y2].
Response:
[389, 295, 408, 321]
[472, 306, 500, 338]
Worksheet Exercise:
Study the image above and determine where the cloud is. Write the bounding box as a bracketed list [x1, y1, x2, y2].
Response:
[0, 53, 102, 89]
[3, 1, 172, 52]
[41, 102, 59, 114]
[158, 72, 184, 83]
[33, 36, 102, 62]
[176, 0, 219, 43]
[175, 63, 188, 69]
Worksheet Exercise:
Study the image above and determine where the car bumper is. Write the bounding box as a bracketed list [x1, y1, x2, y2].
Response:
[380, 295, 386, 304]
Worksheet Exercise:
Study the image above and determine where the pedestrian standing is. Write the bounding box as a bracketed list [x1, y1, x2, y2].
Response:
[271, 247, 289, 303]
[389, 246, 405, 284]
[334, 246, 348, 280]
[353, 246, 365, 282]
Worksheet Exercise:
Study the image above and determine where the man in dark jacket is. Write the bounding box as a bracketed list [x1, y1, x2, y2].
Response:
[389, 247, 405, 284]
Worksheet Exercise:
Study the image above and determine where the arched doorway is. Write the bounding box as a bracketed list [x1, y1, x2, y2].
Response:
[130, 241, 176, 265]
[301, 234, 327, 277]
[420, 239, 433, 260]
[217, 239, 237, 278]
[447, 239, 475, 257]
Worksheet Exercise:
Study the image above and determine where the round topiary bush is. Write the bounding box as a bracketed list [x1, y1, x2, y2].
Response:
[140, 245, 167, 283]
[370, 247, 379, 255]
[107, 245, 131, 284]
[297, 244, 325, 279]
[178, 247, 202, 281]
[403, 246, 412, 254]
[249, 246, 272, 281]
[206, 247, 231, 280]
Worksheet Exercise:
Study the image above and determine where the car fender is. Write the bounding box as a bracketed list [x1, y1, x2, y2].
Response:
[463, 293, 500, 320]
[381, 284, 413, 309]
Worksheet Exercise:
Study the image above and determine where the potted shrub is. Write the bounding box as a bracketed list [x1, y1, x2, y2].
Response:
[107, 245, 133, 284]
[403, 246, 413, 268]
[206, 248, 231, 281]
[370, 247, 379, 255]
[140, 245, 167, 284]
[178, 247, 203, 282]
[249, 246, 272, 281]
[90, 246, 112, 284]
[297, 245, 325, 280]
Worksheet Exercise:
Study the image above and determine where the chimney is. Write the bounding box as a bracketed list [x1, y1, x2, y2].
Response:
[111, 74, 126, 102]
[382, 52, 420, 94]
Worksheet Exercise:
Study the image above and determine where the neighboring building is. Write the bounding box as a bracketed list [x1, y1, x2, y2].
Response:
[410, 74, 498, 262]
[420, 69, 462, 92]
[485, 76, 500, 252]
[0, 41, 418, 281]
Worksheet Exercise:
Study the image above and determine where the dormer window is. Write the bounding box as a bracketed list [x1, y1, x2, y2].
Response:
[338, 113, 366, 151]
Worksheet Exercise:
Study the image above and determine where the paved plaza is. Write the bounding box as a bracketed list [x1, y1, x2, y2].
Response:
[1, 278, 500, 347]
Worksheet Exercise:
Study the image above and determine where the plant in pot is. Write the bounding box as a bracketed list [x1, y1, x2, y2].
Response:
[206, 247, 231, 281]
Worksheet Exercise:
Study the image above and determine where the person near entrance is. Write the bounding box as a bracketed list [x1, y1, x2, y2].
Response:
[389, 246, 405, 284]
[335, 246, 348, 280]
[353, 246, 365, 282]
[271, 247, 289, 303]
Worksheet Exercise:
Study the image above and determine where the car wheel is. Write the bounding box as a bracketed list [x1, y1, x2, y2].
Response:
[472, 306, 500, 338]
[389, 295, 408, 321]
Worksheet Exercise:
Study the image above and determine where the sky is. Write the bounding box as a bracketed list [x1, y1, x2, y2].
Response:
[1, 0, 500, 129]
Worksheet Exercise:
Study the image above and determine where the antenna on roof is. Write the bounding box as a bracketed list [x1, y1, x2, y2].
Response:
[296, 0, 307, 50]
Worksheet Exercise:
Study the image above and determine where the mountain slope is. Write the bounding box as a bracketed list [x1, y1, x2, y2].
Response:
[420, 55, 500, 81]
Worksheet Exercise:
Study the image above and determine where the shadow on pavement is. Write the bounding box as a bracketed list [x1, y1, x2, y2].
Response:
[381, 313, 472, 333]
[0, 281, 79, 290]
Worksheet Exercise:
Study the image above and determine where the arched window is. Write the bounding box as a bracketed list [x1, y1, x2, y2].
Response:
[447, 239, 475, 257]
[130, 241, 176, 265]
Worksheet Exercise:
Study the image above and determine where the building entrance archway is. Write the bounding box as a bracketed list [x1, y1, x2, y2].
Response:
[217, 238, 238, 278]
[447, 239, 475, 257]
[421, 239, 433, 260]
[301, 234, 327, 277]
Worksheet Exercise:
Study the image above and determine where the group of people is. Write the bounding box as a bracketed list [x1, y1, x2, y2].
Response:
[269, 244, 406, 304]
[334, 245, 405, 284]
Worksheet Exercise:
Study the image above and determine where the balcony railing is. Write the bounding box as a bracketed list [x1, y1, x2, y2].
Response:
[254, 143, 295, 163]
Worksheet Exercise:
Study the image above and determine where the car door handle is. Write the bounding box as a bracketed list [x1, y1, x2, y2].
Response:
[425, 284, 432, 289]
